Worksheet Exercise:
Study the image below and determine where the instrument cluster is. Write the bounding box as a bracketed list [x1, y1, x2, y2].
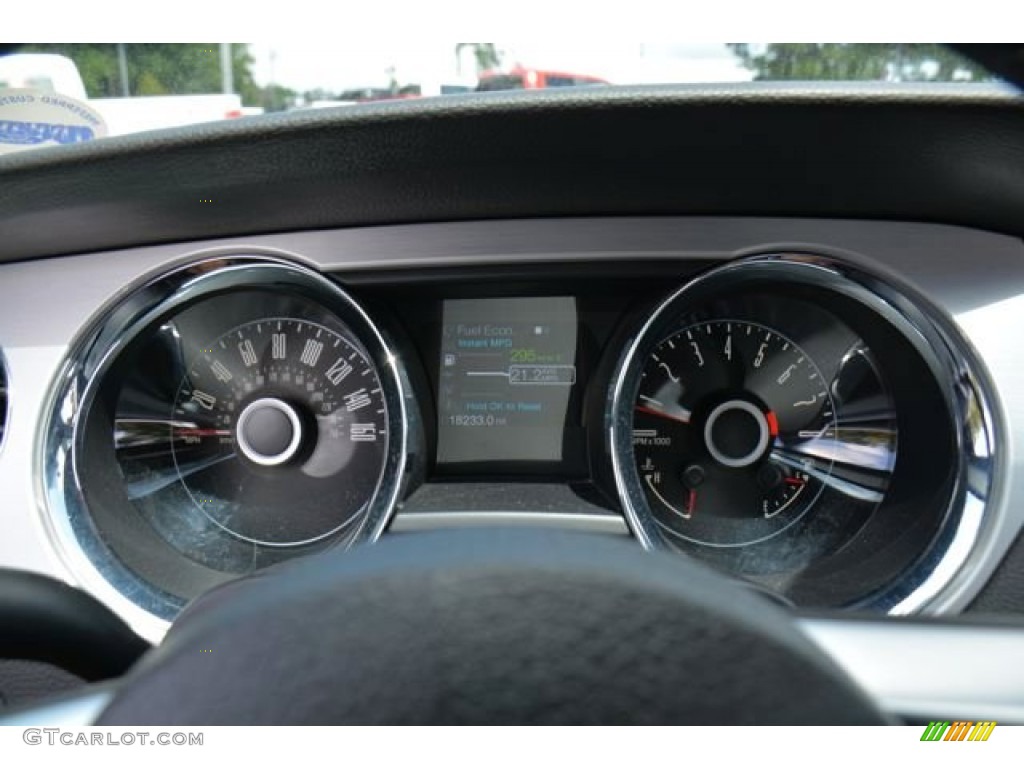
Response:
[38, 250, 998, 633]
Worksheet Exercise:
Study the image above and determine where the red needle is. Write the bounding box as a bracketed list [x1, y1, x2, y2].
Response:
[173, 428, 232, 437]
[686, 489, 697, 517]
[784, 477, 806, 487]
[634, 405, 690, 425]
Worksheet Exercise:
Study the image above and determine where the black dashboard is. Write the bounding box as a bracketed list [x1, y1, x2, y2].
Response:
[2, 83, 1024, 722]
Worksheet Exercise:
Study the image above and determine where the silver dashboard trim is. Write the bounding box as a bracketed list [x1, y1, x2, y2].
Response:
[799, 618, 1024, 723]
[390, 511, 630, 535]
[0, 346, 8, 457]
[0, 689, 115, 727]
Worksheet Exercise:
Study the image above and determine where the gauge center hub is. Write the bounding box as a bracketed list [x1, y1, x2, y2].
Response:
[236, 397, 303, 466]
[703, 399, 770, 468]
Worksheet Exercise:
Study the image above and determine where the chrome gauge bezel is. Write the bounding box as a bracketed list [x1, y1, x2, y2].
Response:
[38, 254, 408, 641]
[0, 346, 8, 457]
[608, 252, 1001, 614]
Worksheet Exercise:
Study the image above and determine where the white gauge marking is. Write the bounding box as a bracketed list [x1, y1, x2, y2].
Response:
[210, 360, 232, 382]
[325, 358, 353, 385]
[777, 363, 796, 385]
[753, 342, 768, 368]
[190, 390, 216, 410]
[344, 388, 372, 412]
[271, 333, 286, 359]
[689, 341, 705, 367]
[645, 474, 692, 519]
[350, 423, 378, 442]
[300, 339, 324, 367]
[238, 339, 258, 367]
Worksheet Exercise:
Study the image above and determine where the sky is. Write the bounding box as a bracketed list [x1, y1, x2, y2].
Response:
[247, 43, 753, 93]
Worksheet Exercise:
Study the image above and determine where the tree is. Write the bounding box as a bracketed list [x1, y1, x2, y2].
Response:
[20, 43, 263, 103]
[455, 44, 503, 75]
[728, 44, 989, 82]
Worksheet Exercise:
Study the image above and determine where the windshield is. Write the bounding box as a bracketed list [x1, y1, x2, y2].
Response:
[0, 44, 997, 153]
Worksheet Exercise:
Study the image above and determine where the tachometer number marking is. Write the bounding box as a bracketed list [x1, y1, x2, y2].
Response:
[753, 341, 768, 368]
[658, 362, 680, 383]
[689, 341, 705, 368]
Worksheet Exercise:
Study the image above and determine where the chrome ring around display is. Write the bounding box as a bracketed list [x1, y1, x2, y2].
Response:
[607, 251, 1003, 615]
[36, 252, 408, 642]
[235, 397, 304, 467]
[703, 399, 771, 469]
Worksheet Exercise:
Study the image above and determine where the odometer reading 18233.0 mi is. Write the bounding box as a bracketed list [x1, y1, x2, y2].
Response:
[170, 317, 388, 547]
[632, 320, 838, 547]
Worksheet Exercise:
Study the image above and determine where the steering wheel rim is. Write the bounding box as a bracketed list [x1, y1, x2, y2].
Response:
[94, 528, 887, 725]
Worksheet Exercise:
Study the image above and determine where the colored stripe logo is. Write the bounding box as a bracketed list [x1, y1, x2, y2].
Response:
[920, 721, 997, 741]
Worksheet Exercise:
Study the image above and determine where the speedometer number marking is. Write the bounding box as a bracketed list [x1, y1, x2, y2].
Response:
[325, 358, 353, 385]
[271, 333, 287, 359]
[300, 339, 323, 366]
[189, 390, 217, 410]
[350, 423, 378, 442]
[210, 360, 233, 382]
[344, 388, 372, 411]
[238, 339, 258, 367]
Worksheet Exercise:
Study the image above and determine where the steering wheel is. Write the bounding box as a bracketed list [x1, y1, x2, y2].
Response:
[75, 528, 885, 725]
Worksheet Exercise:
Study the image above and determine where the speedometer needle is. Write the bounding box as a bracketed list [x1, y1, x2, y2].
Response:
[173, 428, 232, 437]
[634, 404, 691, 424]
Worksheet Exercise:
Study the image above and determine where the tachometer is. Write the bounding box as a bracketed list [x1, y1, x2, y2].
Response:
[633, 320, 837, 547]
[608, 252, 997, 612]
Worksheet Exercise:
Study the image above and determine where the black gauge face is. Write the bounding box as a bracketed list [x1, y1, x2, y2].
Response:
[633, 320, 838, 547]
[168, 317, 388, 546]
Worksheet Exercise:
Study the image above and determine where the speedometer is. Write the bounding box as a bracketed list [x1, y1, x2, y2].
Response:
[169, 317, 388, 547]
[633, 320, 838, 547]
[42, 257, 408, 633]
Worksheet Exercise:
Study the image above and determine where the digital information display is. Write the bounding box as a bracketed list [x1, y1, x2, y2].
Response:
[437, 297, 578, 464]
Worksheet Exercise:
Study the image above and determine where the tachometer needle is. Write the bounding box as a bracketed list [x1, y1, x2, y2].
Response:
[783, 476, 806, 487]
[173, 428, 232, 437]
[634, 404, 691, 424]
